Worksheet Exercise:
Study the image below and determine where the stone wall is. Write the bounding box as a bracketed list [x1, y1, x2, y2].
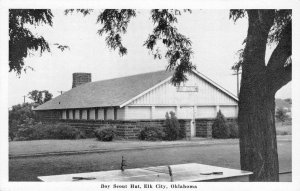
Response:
[35, 110, 61, 121]
[36, 110, 236, 139]
[56, 119, 191, 140]
[195, 119, 214, 138]
[195, 118, 237, 138]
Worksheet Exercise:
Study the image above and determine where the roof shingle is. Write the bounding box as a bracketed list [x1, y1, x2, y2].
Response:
[34, 70, 173, 110]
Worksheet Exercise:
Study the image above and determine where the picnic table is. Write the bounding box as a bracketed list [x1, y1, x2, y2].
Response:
[38, 163, 252, 182]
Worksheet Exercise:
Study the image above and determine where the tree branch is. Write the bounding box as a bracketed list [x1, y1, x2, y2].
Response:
[96, 9, 136, 56]
[267, 21, 292, 93]
[243, 10, 275, 67]
[269, 63, 291, 93]
[144, 9, 194, 85]
[267, 21, 291, 72]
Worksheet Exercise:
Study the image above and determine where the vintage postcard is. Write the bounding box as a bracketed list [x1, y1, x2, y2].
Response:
[0, 0, 299, 191]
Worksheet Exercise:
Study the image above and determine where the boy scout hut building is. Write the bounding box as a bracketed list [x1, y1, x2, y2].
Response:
[34, 70, 238, 139]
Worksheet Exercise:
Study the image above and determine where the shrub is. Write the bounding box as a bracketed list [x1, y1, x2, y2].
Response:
[94, 127, 116, 141]
[163, 111, 180, 140]
[276, 108, 289, 124]
[227, 121, 239, 138]
[212, 111, 229, 139]
[15, 127, 37, 141]
[15, 123, 83, 140]
[49, 124, 82, 139]
[9, 119, 21, 141]
[9, 103, 37, 140]
[139, 126, 165, 141]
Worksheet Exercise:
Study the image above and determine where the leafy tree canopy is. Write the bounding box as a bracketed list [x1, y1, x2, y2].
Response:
[9, 9, 69, 75]
[11, 9, 291, 89]
[65, 9, 193, 84]
[65, 9, 291, 88]
[28, 90, 53, 105]
[230, 10, 291, 78]
[9, 102, 36, 140]
[284, 98, 292, 104]
[9, 9, 53, 75]
[9, 102, 35, 124]
[275, 107, 289, 123]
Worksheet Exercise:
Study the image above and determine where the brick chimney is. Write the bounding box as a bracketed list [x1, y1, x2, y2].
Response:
[72, 73, 92, 88]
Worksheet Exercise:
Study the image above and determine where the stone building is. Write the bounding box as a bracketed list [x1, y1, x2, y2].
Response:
[34, 70, 238, 139]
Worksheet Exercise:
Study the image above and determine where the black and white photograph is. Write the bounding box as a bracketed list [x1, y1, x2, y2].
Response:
[0, 0, 299, 190]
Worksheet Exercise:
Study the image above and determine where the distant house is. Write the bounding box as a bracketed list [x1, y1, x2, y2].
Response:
[34, 70, 238, 138]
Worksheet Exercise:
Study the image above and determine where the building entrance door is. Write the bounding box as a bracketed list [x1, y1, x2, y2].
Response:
[190, 118, 196, 137]
[180, 106, 196, 137]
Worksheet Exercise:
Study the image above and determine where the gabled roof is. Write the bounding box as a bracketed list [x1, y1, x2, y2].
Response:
[192, 70, 238, 102]
[34, 69, 238, 111]
[34, 70, 174, 110]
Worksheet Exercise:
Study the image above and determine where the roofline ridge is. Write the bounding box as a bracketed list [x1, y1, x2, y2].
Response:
[119, 76, 173, 108]
[120, 69, 239, 108]
[191, 69, 238, 101]
[88, 69, 172, 84]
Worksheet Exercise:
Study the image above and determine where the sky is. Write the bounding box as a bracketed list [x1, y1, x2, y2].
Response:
[8, 9, 291, 107]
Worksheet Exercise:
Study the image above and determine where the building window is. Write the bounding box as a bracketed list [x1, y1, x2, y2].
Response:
[66, 110, 69, 119]
[73, 109, 75, 119]
[79, 110, 82, 119]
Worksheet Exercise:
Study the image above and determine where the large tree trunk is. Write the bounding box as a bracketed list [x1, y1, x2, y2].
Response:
[238, 79, 279, 181]
[238, 10, 280, 181]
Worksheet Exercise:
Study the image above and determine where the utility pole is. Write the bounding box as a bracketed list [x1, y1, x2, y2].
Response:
[22, 95, 26, 103]
[232, 68, 242, 97]
[57, 91, 64, 95]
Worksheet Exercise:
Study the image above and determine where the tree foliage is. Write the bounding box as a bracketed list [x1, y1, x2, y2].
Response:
[284, 98, 292, 104]
[28, 90, 53, 105]
[9, 103, 36, 140]
[9, 9, 53, 75]
[94, 127, 116, 142]
[275, 108, 289, 123]
[65, 9, 193, 85]
[144, 10, 194, 84]
[164, 111, 180, 140]
[230, 10, 292, 80]
[9, 103, 35, 124]
[11, 9, 291, 89]
[97, 9, 137, 56]
[229, 9, 292, 97]
[212, 111, 229, 139]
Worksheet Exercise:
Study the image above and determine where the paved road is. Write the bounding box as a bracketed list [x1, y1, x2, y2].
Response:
[9, 140, 291, 181]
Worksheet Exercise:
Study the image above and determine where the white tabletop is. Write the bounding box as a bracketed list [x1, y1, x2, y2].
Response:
[38, 163, 252, 182]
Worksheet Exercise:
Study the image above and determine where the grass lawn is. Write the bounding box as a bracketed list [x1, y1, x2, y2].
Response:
[10, 138, 239, 156]
[276, 122, 292, 135]
[10, 123, 291, 157]
[8, 120, 292, 181]
[9, 140, 291, 181]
